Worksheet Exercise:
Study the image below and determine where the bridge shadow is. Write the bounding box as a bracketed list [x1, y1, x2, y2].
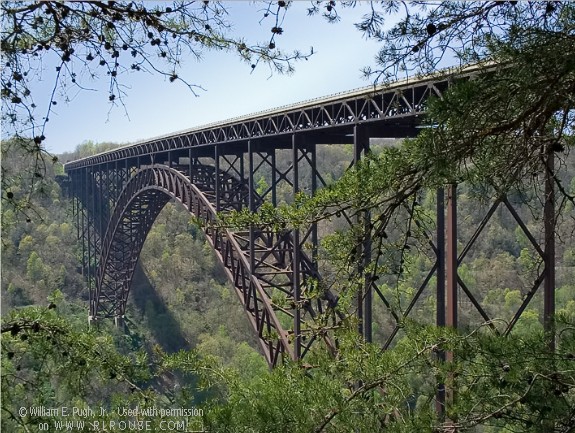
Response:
[128, 262, 191, 353]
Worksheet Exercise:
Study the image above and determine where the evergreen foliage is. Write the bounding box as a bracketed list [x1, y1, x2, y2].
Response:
[2, 2, 575, 432]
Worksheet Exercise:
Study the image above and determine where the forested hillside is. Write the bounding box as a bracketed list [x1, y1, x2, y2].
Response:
[3, 138, 575, 338]
[2, 136, 574, 432]
[3, 139, 269, 374]
[2, 1, 575, 431]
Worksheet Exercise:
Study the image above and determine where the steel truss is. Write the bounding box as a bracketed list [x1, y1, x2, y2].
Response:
[64, 64, 558, 370]
[63, 63, 500, 171]
[67, 146, 558, 370]
[361, 177, 557, 347]
[90, 159, 338, 365]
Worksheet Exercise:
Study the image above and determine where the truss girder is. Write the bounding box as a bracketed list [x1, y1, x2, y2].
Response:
[64, 63, 559, 369]
[64, 66, 469, 171]
[93, 163, 335, 366]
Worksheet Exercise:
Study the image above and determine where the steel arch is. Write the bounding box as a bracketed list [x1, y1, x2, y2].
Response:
[95, 164, 334, 366]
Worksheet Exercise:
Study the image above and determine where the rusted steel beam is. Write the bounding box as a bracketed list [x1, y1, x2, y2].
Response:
[293, 134, 302, 360]
[436, 187, 446, 417]
[544, 152, 556, 349]
[446, 184, 458, 333]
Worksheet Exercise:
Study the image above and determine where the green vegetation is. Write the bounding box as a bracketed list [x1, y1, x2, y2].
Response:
[3, 132, 574, 432]
[2, 2, 575, 432]
[2, 139, 267, 430]
[203, 320, 575, 433]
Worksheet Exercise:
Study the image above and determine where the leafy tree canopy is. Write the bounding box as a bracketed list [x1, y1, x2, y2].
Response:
[226, 1, 574, 254]
[1, 1, 306, 141]
[4, 306, 573, 433]
[2, 2, 575, 432]
[1, 0, 309, 206]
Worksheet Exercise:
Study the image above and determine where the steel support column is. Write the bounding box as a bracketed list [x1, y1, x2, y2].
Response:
[271, 150, 277, 207]
[353, 125, 371, 341]
[97, 168, 104, 262]
[446, 184, 458, 333]
[239, 152, 245, 194]
[292, 134, 302, 359]
[309, 144, 318, 255]
[544, 152, 556, 349]
[78, 170, 88, 309]
[214, 144, 221, 212]
[446, 183, 458, 432]
[87, 167, 95, 318]
[248, 140, 256, 275]
[192, 146, 197, 186]
[436, 187, 446, 416]
[363, 208, 372, 342]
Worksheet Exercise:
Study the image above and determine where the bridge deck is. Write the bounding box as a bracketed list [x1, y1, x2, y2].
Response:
[62, 60, 559, 367]
[64, 63, 489, 171]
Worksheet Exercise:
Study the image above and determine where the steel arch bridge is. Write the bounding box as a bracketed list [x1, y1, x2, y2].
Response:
[63, 64, 558, 367]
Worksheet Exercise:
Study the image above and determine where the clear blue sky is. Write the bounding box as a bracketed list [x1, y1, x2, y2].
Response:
[36, 2, 387, 154]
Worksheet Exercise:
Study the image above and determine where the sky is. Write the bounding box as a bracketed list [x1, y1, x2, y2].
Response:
[29, 2, 387, 154]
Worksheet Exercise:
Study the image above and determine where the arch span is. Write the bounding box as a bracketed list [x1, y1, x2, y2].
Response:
[95, 164, 332, 365]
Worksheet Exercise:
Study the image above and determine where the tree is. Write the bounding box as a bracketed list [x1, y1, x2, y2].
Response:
[25, 250, 45, 281]
[230, 1, 574, 296]
[1, 0, 310, 208]
[200, 319, 575, 432]
[0, 305, 229, 433]
[220, 2, 574, 430]
[302, 1, 575, 207]
[322, 2, 572, 84]
[2, 2, 574, 431]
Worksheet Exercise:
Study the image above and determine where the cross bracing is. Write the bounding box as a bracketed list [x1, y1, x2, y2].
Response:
[64, 63, 557, 367]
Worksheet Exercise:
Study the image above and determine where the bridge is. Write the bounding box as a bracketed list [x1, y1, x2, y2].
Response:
[63, 64, 557, 367]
